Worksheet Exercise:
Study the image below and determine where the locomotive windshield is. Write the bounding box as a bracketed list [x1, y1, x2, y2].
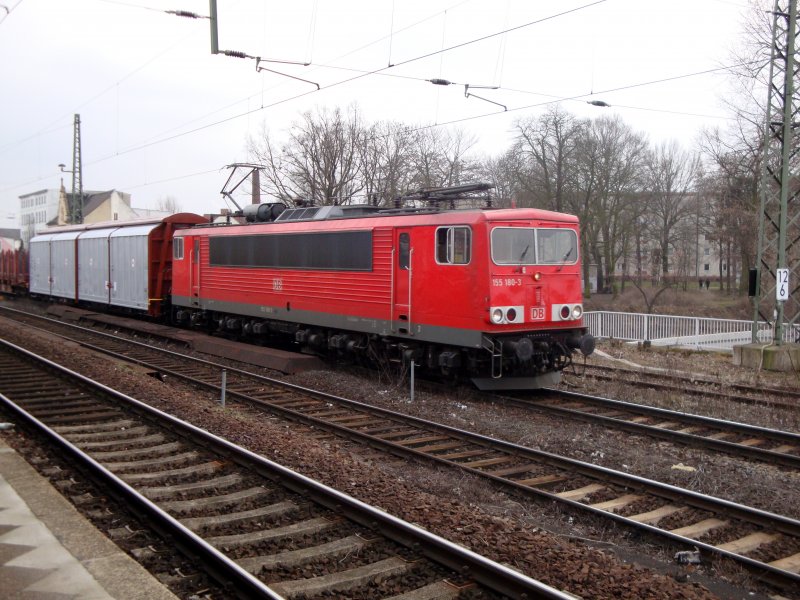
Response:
[491, 227, 577, 265]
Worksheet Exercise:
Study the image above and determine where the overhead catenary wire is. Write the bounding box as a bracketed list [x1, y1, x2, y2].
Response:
[0, 0, 747, 198]
[492, 0, 511, 88]
[0, 52, 749, 198]
[0, 0, 24, 25]
[387, 0, 396, 66]
[0, 0, 471, 159]
[92, 59, 749, 165]
[305, 0, 319, 65]
[0, 3, 208, 156]
[86, 0, 614, 162]
[1, 0, 610, 182]
[71, 61, 746, 197]
[119, 0, 478, 147]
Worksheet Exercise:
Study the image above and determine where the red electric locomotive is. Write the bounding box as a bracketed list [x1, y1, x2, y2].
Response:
[172, 186, 594, 389]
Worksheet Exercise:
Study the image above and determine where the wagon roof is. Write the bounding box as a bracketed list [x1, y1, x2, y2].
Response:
[32, 213, 207, 236]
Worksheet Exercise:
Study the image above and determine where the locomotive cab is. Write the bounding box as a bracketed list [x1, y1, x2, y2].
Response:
[468, 216, 594, 390]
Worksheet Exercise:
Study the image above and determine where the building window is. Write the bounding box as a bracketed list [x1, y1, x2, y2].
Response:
[704, 264, 710, 271]
[113, 212, 119, 220]
[704, 247, 710, 255]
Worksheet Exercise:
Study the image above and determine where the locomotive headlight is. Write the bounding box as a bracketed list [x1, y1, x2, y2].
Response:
[533, 272, 541, 281]
[506, 307, 518, 322]
[553, 304, 582, 321]
[491, 308, 504, 324]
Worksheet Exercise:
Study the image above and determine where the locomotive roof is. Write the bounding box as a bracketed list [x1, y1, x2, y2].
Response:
[181, 205, 578, 235]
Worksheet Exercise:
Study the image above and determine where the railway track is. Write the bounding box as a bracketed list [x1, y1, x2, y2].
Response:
[505, 389, 800, 469]
[2, 307, 800, 589]
[0, 338, 568, 600]
[3, 306, 799, 470]
[570, 363, 800, 411]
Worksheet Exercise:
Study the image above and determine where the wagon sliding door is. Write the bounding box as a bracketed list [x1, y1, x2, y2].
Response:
[29, 233, 55, 296]
[109, 224, 159, 311]
[393, 228, 413, 334]
[78, 228, 116, 306]
[49, 231, 80, 301]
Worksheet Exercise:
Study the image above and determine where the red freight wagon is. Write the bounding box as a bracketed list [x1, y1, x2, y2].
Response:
[172, 202, 594, 389]
[0, 240, 28, 295]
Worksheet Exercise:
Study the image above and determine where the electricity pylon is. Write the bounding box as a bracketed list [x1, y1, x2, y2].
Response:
[752, 0, 800, 345]
[70, 114, 83, 224]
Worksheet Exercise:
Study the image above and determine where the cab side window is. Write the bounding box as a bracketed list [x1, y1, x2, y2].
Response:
[436, 226, 471, 265]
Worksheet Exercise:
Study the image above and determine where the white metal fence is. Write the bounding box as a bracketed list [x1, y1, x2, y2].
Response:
[584, 311, 799, 351]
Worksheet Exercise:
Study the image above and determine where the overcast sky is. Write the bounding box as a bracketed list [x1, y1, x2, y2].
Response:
[0, 0, 754, 225]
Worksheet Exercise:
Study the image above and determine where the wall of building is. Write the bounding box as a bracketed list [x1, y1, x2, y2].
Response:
[19, 189, 61, 248]
[83, 192, 137, 224]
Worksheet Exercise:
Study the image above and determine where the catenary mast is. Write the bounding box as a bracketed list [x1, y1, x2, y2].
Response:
[751, 0, 799, 345]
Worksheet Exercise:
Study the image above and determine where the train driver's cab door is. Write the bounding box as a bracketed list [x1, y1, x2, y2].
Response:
[393, 229, 412, 334]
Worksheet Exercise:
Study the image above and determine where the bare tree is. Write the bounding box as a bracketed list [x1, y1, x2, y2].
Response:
[724, 0, 774, 134]
[696, 1, 798, 295]
[249, 105, 366, 206]
[408, 127, 478, 190]
[479, 149, 519, 207]
[157, 196, 181, 214]
[513, 106, 583, 212]
[359, 121, 415, 205]
[699, 128, 761, 294]
[582, 115, 647, 295]
[672, 219, 697, 290]
[248, 124, 294, 203]
[645, 141, 701, 276]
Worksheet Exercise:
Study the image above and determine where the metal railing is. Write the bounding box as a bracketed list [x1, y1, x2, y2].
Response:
[585, 311, 799, 351]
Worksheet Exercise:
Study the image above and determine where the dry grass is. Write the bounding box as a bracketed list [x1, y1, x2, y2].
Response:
[586, 287, 752, 320]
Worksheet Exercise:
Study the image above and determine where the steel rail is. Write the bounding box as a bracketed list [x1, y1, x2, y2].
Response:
[3, 306, 798, 469]
[0, 400, 282, 598]
[3, 308, 800, 587]
[519, 389, 800, 469]
[0, 338, 571, 600]
[582, 363, 800, 400]
[112, 362, 800, 588]
[572, 364, 799, 410]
